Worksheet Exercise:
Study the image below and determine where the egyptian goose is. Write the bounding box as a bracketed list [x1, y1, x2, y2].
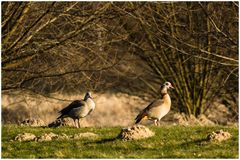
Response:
[135, 82, 174, 126]
[57, 92, 95, 128]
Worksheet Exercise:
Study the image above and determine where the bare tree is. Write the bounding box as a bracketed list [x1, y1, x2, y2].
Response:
[2, 2, 238, 118]
[110, 2, 238, 116]
[2, 2, 138, 96]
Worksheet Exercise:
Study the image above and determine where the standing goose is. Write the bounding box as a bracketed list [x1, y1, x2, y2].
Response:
[57, 92, 95, 128]
[135, 82, 174, 126]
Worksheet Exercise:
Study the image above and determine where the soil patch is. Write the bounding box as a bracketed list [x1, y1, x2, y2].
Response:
[118, 125, 155, 141]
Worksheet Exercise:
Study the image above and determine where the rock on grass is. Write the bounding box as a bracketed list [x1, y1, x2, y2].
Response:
[118, 125, 155, 141]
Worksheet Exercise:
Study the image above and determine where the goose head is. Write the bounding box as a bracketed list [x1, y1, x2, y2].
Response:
[84, 92, 93, 100]
[161, 82, 174, 95]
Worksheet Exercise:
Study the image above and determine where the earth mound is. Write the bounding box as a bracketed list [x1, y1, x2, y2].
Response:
[118, 125, 155, 141]
[37, 132, 59, 142]
[172, 113, 215, 126]
[206, 130, 232, 142]
[15, 133, 36, 142]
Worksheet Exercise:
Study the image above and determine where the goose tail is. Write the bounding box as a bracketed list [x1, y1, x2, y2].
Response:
[135, 112, 147, 124]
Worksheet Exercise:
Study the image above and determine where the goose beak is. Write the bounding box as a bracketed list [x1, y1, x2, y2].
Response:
[90, 94, 94, 99]
[89, 94, 93, 99]
[169, 85, 174, 89]
[87, 92, 93, 99]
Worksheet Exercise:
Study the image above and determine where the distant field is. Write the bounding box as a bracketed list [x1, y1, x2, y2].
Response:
[1, 125, 238, 158]
[2, 92, 147, 127]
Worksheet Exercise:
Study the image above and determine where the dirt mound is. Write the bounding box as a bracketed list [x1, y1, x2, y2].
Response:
[14, 132, 98, 142]
[48, 118, 73, 128]
[118, 125, 155, 141]
[198, 114, 215, 125]
[205, 101, 236, 125]
[15, 133, 36, 142]
[206, 130, 232, 142]
[20, 118, 45, 127]
[172, 113, 215, 126]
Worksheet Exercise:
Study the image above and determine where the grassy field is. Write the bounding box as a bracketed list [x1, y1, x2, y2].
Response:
[1, 125, 238, 158]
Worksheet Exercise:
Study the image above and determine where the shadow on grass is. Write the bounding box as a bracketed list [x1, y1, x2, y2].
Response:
[84, 137, 118, 145]
[180, 138, 209, 147]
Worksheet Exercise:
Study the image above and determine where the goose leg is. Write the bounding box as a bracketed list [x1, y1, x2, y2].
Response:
[157, 119, 161, 126]
[72, 119, 75, 127]
[77, 119, 81, 128]
[73, 119, 77, 128]
[154, 119, 158, 126]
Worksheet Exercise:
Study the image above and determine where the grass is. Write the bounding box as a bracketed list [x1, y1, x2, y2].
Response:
[1, 124, 238, 158]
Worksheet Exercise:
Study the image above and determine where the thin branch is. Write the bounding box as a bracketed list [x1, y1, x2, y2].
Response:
[198, 2, 237, 45]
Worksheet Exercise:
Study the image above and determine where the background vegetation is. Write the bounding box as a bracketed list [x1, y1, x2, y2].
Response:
[2, 2, 238, 122]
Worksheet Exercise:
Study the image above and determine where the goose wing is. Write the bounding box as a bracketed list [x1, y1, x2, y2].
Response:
[135, 99, 164, 123]
[141, 99, 164, 113]
[59, 100, 85, 115]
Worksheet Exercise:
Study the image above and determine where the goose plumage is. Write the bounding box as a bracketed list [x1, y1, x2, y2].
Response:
[135, 82, 174, 126]
[57, 92, 95, 128]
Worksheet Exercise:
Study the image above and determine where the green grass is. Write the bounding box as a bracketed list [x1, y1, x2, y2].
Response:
[1, 125, 238, 158]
